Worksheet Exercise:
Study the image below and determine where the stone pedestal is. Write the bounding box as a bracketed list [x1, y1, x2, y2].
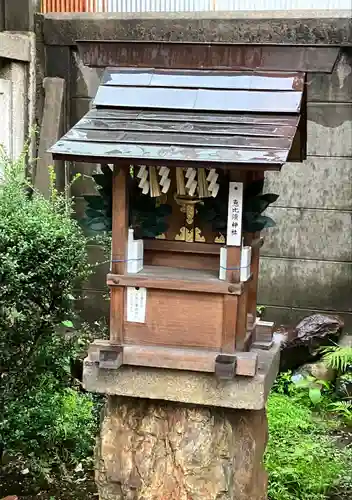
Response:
[96, 398, 268, 500]
[84, 343, 280, 500]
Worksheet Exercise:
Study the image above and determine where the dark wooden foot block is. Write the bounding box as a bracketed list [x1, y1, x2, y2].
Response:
[215, 354, 237, 380]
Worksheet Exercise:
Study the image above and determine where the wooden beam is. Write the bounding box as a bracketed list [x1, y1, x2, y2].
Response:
[235, 284, 249, 351]
[89, 341, 259, 377]
[221, 295, 238, 353]
[107, 272, 243, 296]
[144, 239, 221, 255]
[123, 345, 217, 373]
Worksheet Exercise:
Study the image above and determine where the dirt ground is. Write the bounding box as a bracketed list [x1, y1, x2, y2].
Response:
[0, 468, 98, 499]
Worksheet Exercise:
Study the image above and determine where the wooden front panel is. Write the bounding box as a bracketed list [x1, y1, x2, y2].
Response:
[144, 249, 219, 271]
[124, 289, 223, 350]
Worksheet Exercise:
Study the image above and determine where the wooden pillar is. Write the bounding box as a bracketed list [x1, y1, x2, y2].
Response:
[110, 166, 128, 344]
[248, 231, 261, 322]
[247, 171, 265, 327]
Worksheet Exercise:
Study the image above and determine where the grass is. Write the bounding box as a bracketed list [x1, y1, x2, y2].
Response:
[266, 381, 352, 500]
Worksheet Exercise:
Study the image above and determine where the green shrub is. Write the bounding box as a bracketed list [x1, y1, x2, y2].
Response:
[0, 151, 98, 479]
[266, 393, 352, 500]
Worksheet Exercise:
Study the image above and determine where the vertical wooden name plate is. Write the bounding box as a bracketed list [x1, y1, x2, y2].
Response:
[226, 182, 243, 249]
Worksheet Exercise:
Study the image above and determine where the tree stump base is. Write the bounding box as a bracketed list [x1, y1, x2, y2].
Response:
[96, 396, 268, 500]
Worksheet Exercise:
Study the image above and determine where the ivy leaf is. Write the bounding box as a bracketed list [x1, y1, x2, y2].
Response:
[244, 197, 269, 215]
[62, 320, 74, 328]
[243, 213, 276, 233]
[244, 194, 279, 215]
[257, 215, 276, 228]
[261, 193, 279, 204]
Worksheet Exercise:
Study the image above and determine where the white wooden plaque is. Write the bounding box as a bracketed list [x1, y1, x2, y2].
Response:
[126, 287, 147, 323]
[226, 182, 243, 246]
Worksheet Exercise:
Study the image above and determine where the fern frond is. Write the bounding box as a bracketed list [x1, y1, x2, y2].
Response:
[321, 346, 352, 372]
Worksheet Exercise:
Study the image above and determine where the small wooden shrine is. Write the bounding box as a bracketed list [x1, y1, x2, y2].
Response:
[50, 41, 311, 379]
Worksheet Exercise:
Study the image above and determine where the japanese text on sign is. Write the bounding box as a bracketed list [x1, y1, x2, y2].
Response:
[226, 182, 243, 246]
[126, 287, 147, 323]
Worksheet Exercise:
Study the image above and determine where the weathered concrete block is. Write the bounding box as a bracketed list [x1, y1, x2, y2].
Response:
[262, 207, 352, 261]
[0, 32, 32, 62]
[83, 341, 280, 410]
[96, 397, 268, 500]
[307, 103, 352, 157]
[307, 48, 352, 103]
[35, 77, 66, 197]
[265, 157, 352, 210]
[259, 258, 352, 312]
[42, 11, 352, 46]
[4, 0, 34, 31]
[45, 45, 72, 131]
[45, 45, 71, 80]
[0, 61, 29, 160]
[71, 49, 103, 98]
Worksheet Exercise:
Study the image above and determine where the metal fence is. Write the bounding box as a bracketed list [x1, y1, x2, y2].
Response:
[41, 1, 107, 12]
[41, 0, 351, 12]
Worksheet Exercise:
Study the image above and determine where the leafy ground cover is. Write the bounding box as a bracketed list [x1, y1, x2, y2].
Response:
[266, 391, 352, 500]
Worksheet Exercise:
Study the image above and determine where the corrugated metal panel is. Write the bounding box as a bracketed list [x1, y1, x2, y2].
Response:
[105, 0, 350, 10]
[41, 0, 350, 11]
[41, 0, 107, 12]
[49, 67, 304, 167]
[213, 0, 351, 9]
[105, 0, 210, 11]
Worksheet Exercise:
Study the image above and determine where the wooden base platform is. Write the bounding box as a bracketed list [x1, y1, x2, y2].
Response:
[88, 340, 259, 379]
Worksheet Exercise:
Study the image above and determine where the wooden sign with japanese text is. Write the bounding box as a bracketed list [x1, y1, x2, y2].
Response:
[226, 182, 243, 246]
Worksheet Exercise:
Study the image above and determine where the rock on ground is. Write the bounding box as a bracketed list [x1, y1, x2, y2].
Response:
[278, 314, 344, 372]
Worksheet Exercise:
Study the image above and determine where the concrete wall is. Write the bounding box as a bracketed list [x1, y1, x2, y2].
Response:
[0, 32, 36, 164]
[0, 0, 35, 32]
[262, 49, 352, 328]
[38, 11, 352, 328]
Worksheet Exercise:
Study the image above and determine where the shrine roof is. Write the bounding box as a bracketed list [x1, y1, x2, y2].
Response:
[49, 67, 306, 168]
